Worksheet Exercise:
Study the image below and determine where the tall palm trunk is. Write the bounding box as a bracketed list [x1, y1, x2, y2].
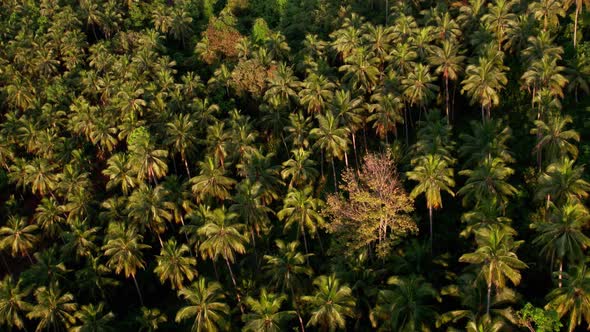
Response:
[445, 75, 450, 124]
[486, 282, 492, 315]
[132, 274, 144, 306]
[574, 5, 580, 48]
[331, 159, 338, 192]
[352, 132, 359, 170]
[290, 284, 306, 332]
[224, 257, 244, 313]
[559, 260, 563, 288]
[429, 205, 433, 252]
[183, 157, 191, 178]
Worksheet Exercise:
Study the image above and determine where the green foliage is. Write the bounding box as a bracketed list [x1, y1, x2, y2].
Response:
[517, 303, 562, 332]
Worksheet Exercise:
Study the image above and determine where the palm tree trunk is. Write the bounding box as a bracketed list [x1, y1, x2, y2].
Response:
[385, 0, 389, 25]
[352, 132, 359, 170]
[290, 284, 306, 332]
[486, 283, 492, 315]
[301, 223, 310, 264]
[429, 205, 433, 253]
[132, 274, 144, 306]
[445, 75, 450, 124]
[574, 5, 580, 48]
[331, 159, 338, 192]
[225, 257, 244, 313]
[320, 150, 324, 180]
[481, 104, 485, 123]
[404, 106, 409, 145]
[183, 157, 191, 178]
[25, 249, 34, 265]
[559, 260, 563, 288]
[344, 150, 349, 168]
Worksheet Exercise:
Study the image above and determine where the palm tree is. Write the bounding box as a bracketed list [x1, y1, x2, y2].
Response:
[461, 55, 508, 121]
[564, 0, 590, 47]
[528, 0, 565, 31]
[545, 262, 590, 332]
[536, 157, 590, 206]
[407, 154, 455, 250]
[0, 215, 38, 263]
[102, 153, 136, 195]
[263, 240, 312, 331]
[533, 200, 590, 287]
[428, 40, 466, 121]
[459, 119, 514, 166]
[102, 223, 150, 306]
[190, 157, 236, 203]
[198, 207, 248, 306]
[302, 274, 356, 331]
[27, 284, 77, 332]
[481, 0, 517, 50]
[126, 184, 172, 246]
[154, 239, 197, 290]
[127, 128, 168, 185]
[457, 157, 518, 208]
[298, 74, 336, 115]
[402, 63, 438, 112]
[61, 219, 100, 261]
[466, 314, 505, 332]
[310, 112, 350, 188]
[566, 54, 590, 102]
[281, 148, 319, 189]
[136, 307, 167, 332]
[0, 275, 31, 331]
[331, 89, 364, 166]
[531, 113, 579, 170]
[165, 113, 197, 177]
[243, 289, 295, 332]
[367, 92, 404, 145]
[371, 275, 438, 331]
[71, 303, 115, 332]
[459, 226, 527, 315]
[230, 180, 272, 248]
[339, 49, 380, 94]
[175, 277, 229, 332]
[277, 187, 324, 257]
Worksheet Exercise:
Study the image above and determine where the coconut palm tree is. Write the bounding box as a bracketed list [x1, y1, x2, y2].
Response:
[428, 40, 466, 121]
[302, 274, 356, 331]
[165, 113, 197, 177]
[190, 157, 236, 203]
[339, 49, 380, 94]
[310, 112, 350, 188]
[0, 275, 31, 331]
[459, 119, 514, 166]
[531, 113, 579, 170]
[263, 240, 312, 331]
[126, 184, 172, 246]
[545, 262, 590, 332]
[102, 153, 136, 195]
[402, 63, 438, 112]
[230, 180, 272, 248]
[70, 302, 115, 332]
[102, 223, 150, 306]
[459, 226, 527, 315]
[371, 275, 438, 331]
[461, 55, 508, 121]
[27, 284, 77, 332]
[127, 128, 168, 185]
[198, 207, 248, 306]
[175, 277, 229, 332]
[299, 74, 336, 115]
[564, 0, 590, 47]
[281, 148, 319, 189]
[0, 215, 38, 263]
[136, 307, 167, 332]
[536, 157, 590, 206]
[533, 200, 590, 287]
[457, 157, 518, 208]
[367, 92, 404, 145]
[482, 0, 518, 50]
[243, 289, 295, 332]
[407, 154, 455, 250]
[277, 187, 324, 257]
[528, 0, 565, 31]
[154, 239, 197, 290]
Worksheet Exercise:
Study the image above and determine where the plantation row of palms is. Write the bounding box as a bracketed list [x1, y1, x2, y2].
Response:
[1, 0, 590, 331]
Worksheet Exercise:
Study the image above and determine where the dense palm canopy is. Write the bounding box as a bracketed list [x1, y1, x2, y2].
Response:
[1, 0, 590, 331]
